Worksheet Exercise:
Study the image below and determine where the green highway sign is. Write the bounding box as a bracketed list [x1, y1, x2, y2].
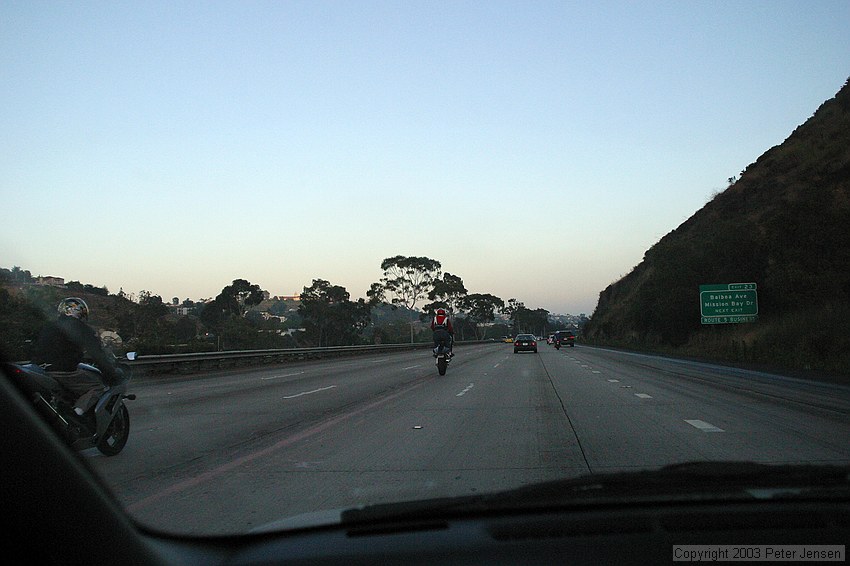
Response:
[699, 283, 758, 324]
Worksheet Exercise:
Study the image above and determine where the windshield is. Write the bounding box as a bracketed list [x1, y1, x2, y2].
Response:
[2, 2, 849, 537]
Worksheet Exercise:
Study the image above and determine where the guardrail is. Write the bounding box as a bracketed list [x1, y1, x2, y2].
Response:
[128, 341, 486, 376]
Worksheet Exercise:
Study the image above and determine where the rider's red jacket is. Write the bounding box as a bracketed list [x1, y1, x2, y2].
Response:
[431, 313, 454, 334]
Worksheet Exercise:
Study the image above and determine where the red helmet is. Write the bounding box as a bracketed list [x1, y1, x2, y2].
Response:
[436, 308, 446, 316]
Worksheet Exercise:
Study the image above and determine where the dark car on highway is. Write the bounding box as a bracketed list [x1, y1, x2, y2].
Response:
[554, 330, 576, 348]
[514, 334, 538, 353]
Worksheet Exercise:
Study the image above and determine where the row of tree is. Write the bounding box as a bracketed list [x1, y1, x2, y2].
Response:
[1, 257, 581, 358]
[203, 256, 557, 349]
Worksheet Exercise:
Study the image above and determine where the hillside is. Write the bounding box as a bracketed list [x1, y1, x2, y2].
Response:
[583, 78, 850, 376]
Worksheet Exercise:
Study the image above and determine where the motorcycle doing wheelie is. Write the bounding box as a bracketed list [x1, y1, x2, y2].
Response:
[9, 352, 136, 456]
[433, 331, 452, 376]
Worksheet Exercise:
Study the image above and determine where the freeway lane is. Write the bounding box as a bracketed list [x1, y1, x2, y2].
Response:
[86, 342, 850, 534]
[542, 347, 850, 472]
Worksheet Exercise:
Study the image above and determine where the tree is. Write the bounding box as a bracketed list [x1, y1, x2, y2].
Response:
[502, 298, 524, 327]
[370, 256, 442, 342]
[66, 281, 109, 296]
[0, 286, 48, 360]
[218, 279, 265, 317]
[9, 266, 34, 284]
[267, 299, 290, 316]
[199, 279, 266, 350]
[134, 291, 172, 353]
[425, 272, 467, 314]
[459, 293, 504, 340]
[103, 291, 138, 343]
[299, 279, 371, 347]
[173, 316, 198, 343]
[527, 308, 551, 336]
[502, 298, 549, 335]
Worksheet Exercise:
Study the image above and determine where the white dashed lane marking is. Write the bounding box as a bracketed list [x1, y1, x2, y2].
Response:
[282, 385, 337, 399]
[261, 371, 305, 381]
[685, 419, 725, 433]
[456, 383, 475, 397]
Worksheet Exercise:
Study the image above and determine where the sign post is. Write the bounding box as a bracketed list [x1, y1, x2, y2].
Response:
[699, 283, 758, 324]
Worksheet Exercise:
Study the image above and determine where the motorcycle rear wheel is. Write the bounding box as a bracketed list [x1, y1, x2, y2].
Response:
[437, 357, 447, 376]
[97, 403, 129, 456]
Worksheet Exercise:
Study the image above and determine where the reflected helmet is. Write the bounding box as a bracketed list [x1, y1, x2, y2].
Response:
[58, 297, 89, 320]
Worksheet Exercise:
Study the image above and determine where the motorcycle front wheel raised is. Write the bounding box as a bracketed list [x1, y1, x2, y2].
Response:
[97, 403, 130, 456]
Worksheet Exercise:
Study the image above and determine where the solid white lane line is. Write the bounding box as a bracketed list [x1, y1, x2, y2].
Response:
[685, 419, 725, 433]
[402, 365, 421, 370]
[262, 371, 305, 380]
[283, 385, 337, 399]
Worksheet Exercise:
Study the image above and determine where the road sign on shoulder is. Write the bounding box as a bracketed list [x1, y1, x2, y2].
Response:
[699, 283, 758, 324]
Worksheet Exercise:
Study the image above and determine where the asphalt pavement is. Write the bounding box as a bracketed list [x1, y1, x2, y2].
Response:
[87, 342, 850, 534]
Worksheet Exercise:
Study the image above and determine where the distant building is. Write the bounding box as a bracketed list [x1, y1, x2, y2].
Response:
[36, 276, 64, 287]
[167, 305, 192, 316]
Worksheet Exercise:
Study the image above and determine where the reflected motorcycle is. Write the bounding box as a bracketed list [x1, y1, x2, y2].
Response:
[7, 353, 136, 456]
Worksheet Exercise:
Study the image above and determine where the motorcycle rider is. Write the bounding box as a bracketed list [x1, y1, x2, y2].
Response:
[431, 308, 454, 358]
[31, 297, 121, 417]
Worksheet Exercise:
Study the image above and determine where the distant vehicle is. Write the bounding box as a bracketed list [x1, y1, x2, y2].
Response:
[514, 334, 538, 353]
[554, 330, 576, 349]
[501, 336, 514, 343]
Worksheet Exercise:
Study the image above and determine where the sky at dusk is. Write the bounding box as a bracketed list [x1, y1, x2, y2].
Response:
[2, 1, 848, 315]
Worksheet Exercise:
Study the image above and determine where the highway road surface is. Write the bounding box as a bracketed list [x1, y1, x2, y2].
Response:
[86, 342, 850, 535]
